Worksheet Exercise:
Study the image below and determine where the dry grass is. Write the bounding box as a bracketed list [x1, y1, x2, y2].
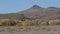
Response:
[0, 25, 60, 34]
[0, 19, 60, 34]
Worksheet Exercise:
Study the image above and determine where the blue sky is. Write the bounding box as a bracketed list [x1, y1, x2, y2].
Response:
[0, 0, 60, 13]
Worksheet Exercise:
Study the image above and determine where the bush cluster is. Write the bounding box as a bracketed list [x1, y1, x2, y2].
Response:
[32, 19, 60, 26]
[17, 20, 32, 26]
[48, 20, 60, 25]
[0, 19, 60, 26]
[0, 20, 32, 26]
[0, 20, 16, 26]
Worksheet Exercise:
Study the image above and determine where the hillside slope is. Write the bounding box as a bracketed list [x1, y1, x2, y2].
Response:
[0, 5, 60, 20]
[18, 5, 60, 20]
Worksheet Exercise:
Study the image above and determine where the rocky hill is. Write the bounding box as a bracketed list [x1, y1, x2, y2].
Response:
[17, 5, 60, 20]
[0, 5, 60, 20]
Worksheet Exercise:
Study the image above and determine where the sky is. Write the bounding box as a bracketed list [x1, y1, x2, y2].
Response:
[0, 0, 60, 13]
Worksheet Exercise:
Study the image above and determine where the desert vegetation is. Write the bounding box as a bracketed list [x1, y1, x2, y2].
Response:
[16, 20, 32, 26]
[0, 19, 17, 26]
[0, 19, 60, 26]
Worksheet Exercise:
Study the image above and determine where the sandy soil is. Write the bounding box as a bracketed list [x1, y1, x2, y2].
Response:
[0, 25, 60, 34]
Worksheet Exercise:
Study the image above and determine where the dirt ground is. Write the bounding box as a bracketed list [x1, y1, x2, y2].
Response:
[0, 25, 60, 34]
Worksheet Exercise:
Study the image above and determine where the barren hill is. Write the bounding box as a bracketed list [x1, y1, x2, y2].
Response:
[0, 5, 60, 20]
[17, 5, 60, 20]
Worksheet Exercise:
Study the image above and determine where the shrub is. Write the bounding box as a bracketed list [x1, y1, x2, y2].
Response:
[35, 20, 49, 26]
[48, 20, 60, 25]
[0, 20, 16, 26]
[17, 20, 32, 26]
[31, 19, 49, 26]
[40, 21, 49, 25]
[31, 19, 41, 26]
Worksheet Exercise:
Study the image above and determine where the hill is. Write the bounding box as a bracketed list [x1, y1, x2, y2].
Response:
[17, 5, 60, 20]
[0, 5, 60, 20]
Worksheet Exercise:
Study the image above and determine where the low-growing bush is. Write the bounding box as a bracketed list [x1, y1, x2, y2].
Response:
[31, 19, 49, 26]
[31, 19, 41, 26]
[40, 21, 49, 25]
[17, 20, 32, 26]
[0, 20, 16, 26]
[48, 19, 60, 25]
[35, 20, 49, 26]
